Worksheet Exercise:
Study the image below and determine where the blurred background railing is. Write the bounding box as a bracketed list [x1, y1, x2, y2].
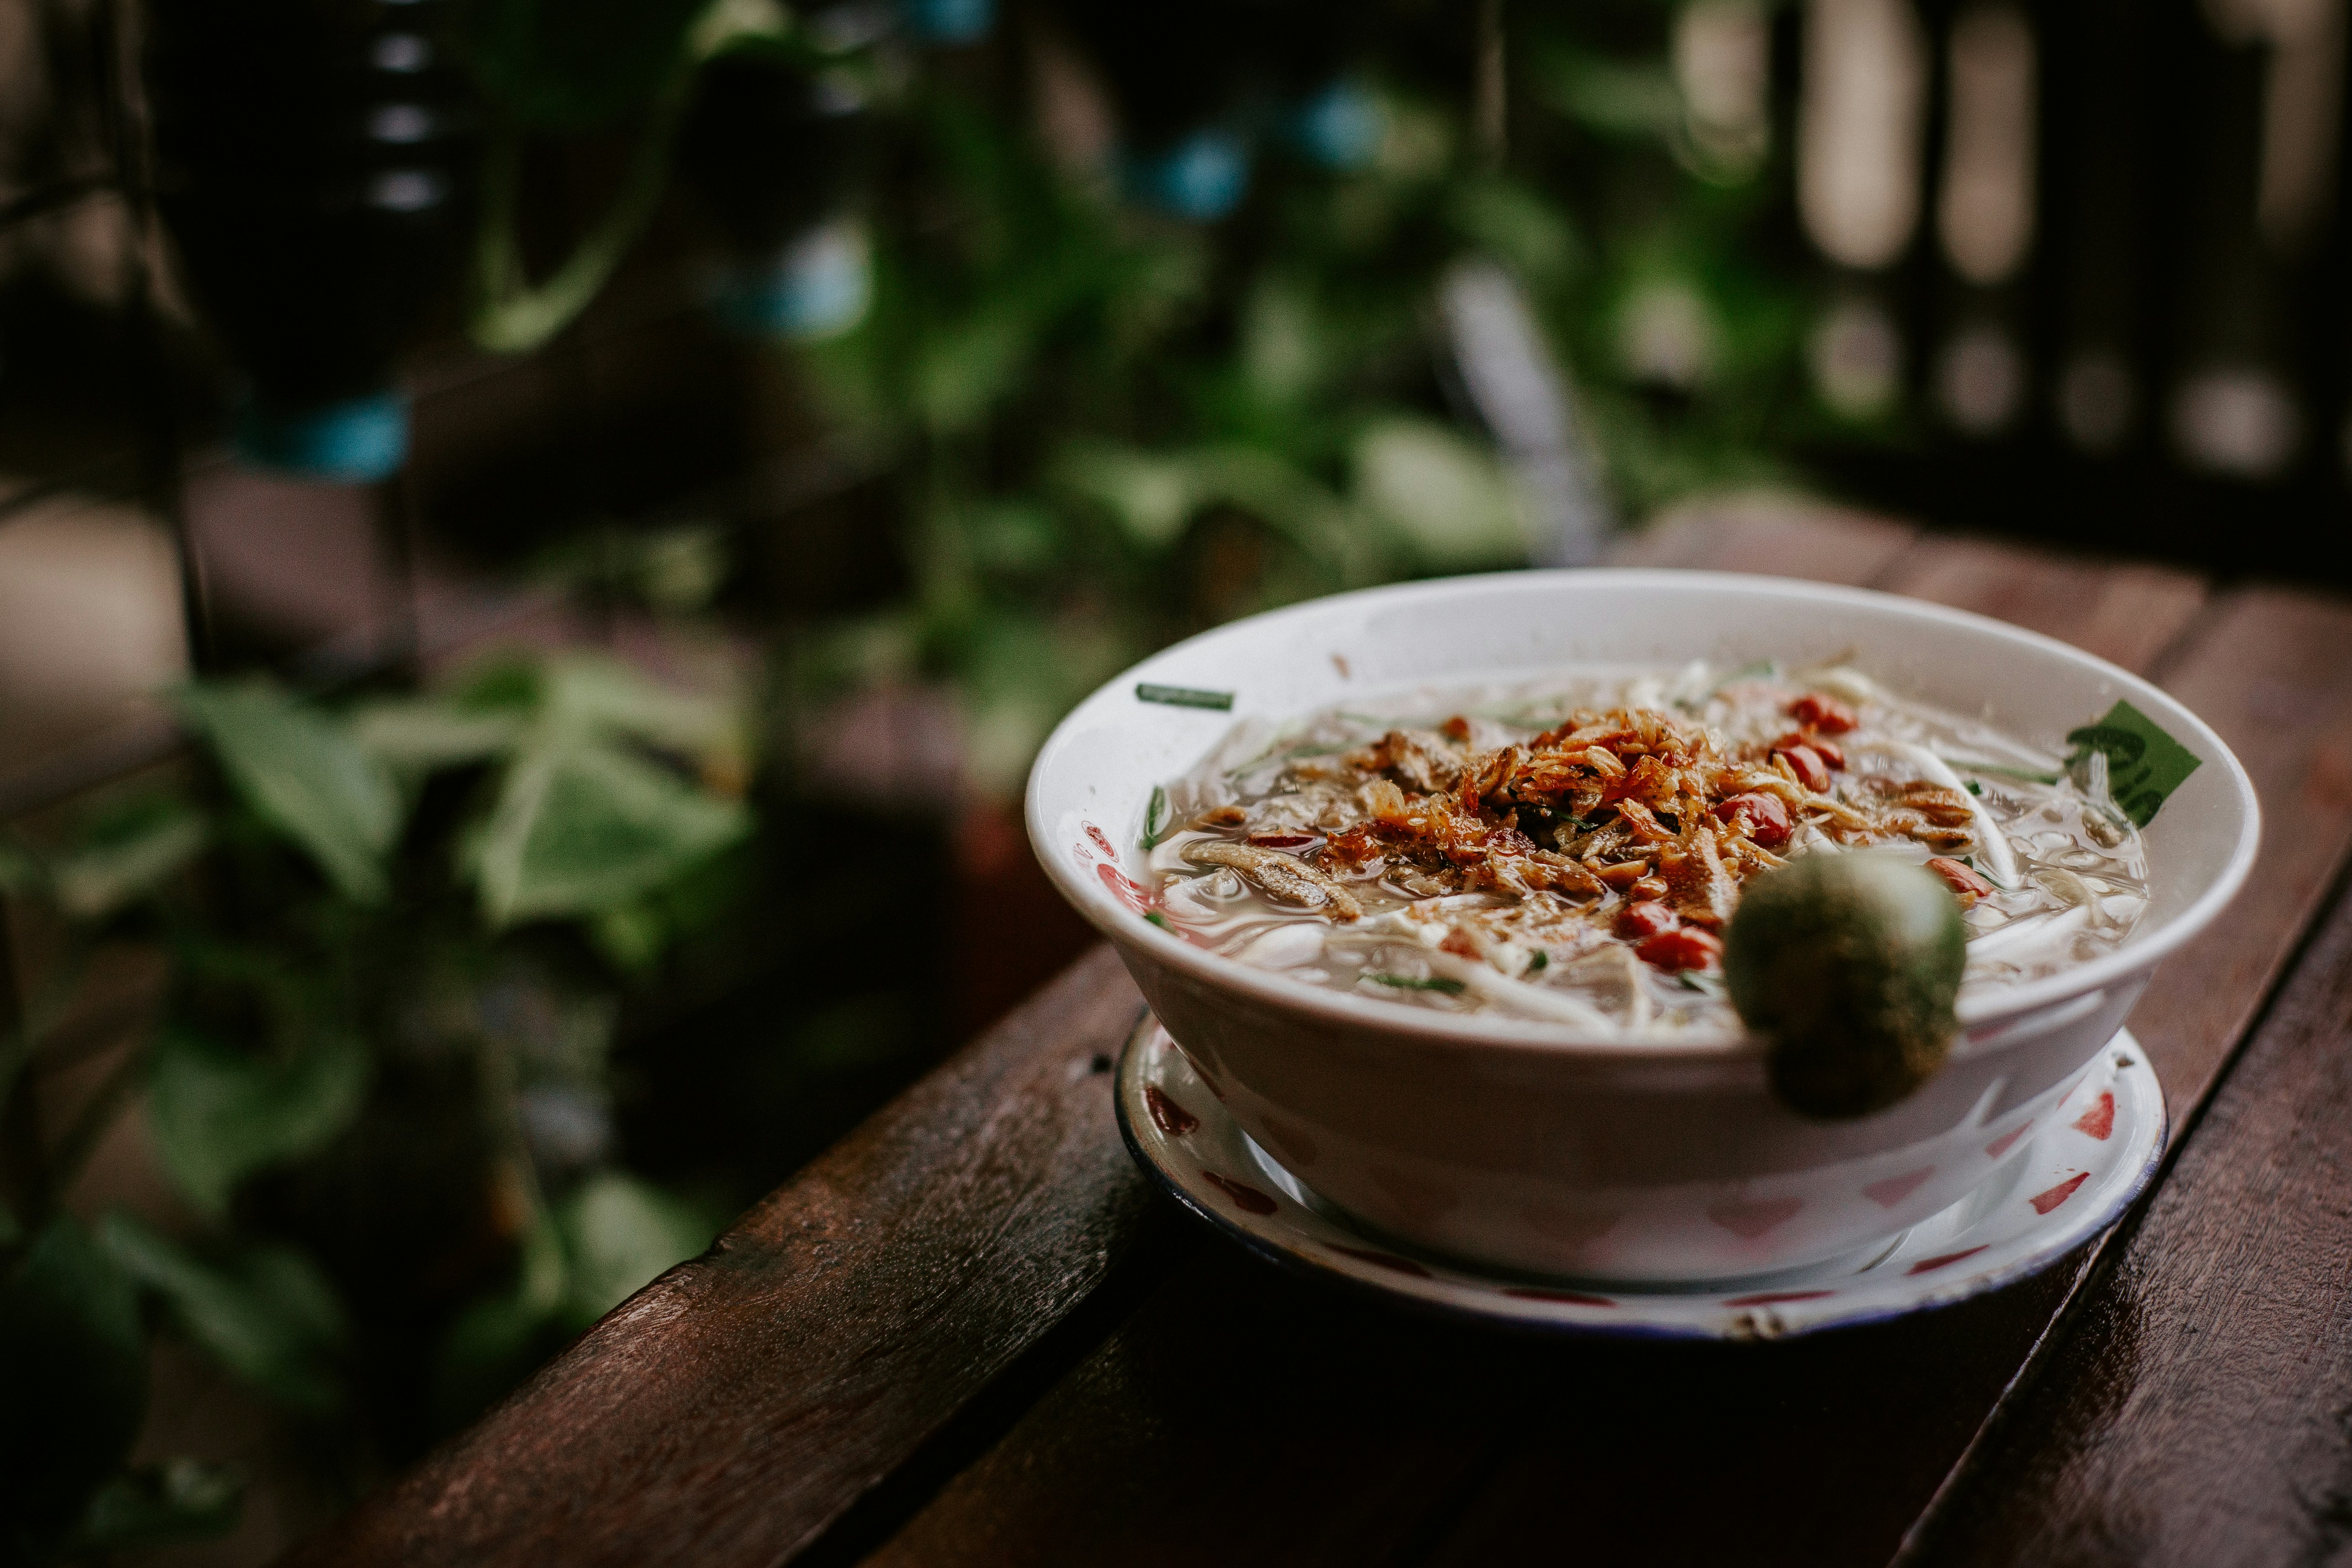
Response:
[0, 0, 2339, 1559]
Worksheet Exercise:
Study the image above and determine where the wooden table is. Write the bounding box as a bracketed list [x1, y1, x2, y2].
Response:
[291, 503, 2352, 1567]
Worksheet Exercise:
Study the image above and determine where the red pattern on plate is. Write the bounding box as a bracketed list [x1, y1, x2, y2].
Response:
[1906, 1245, 1991, 1274]
[1201, 1172, 1278, 1215]
[1984, 1121, 2033, 1159]
[2029, 1171, 2089, 1215]
[1502, 1286, 1618, 1307]
[1862, 1167, 1936, 1208]
[1144, 1085, 1199, 1137]
[1707, 1197, 1803, 1239]
[1329, 1245, 1433, 1278]
[1085, 823, 1118, 859]
[1097, 861, 1154, 911]
[1721, 1289, 1836, 1307]
[2072, 1090, 2116, 1140]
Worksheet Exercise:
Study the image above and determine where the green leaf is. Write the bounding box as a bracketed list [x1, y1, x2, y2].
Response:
[148, 1027, 371, 1217]
[540, 656, 739, 754]
[1055, 445, 1197, 550]
[0, 1217, 147, 1549]
[349, 700, 526, 773]
[1142, 785, 1168, 848]
[176, 682, 400, 904]
[554, 1171, 718, 1330]
[1368, 973, 1467, 994]
[2065, 700, 2203, 827]
[49, 800, 209, 920]
[1351, 419, 1530, 570]
[79, 1459, 243, 1550]
[98, 1214, 346, 1413]
[467, 743, 750, 926]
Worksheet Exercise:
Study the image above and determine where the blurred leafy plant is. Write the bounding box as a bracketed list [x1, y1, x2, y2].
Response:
[785, 82, 1549, 794]
[0, 652, 749, 1555]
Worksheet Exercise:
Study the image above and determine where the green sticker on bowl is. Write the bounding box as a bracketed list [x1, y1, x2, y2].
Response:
[2065, 701, 2201, 827]
[1137, 683, 1234, 711]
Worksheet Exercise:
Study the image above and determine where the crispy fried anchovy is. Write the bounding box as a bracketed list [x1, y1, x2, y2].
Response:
[1184, 840, 1365, 921]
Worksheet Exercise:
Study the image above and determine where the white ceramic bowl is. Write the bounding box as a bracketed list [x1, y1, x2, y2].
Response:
[1026, 571, 2259, 1282]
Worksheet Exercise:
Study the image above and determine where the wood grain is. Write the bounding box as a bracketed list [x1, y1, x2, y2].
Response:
[288, 949, 1151, 1568]
[1613, 494, 1915, 583]
[1875, 534, 2208, 674]
[2126, 588, 2352, 1127]
[1894, 874, 2352, 1567]
[867, 1230, 2088, 1568]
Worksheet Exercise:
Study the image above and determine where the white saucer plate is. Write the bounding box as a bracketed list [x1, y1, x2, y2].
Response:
[1117, 1018, 2166, 1339]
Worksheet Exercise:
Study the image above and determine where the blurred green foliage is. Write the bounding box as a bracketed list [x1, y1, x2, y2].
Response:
[0, 654, 747, 1554]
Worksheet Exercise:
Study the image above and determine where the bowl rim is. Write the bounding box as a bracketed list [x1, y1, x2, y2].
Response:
[1025, 567, 2264, 1064]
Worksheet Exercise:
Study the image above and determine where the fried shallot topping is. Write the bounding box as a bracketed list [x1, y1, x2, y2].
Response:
[1171, 697, 1985, 970]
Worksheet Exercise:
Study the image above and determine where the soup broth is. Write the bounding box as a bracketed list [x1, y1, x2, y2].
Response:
[1144, 662, 2149, 1035]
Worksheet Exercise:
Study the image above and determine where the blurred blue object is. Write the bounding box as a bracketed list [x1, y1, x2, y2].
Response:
[234, 390, 410, 482]
[1121, 128, 1251, 222]
[1281, 78, 1384, 171]
[899, 0, 993, 43]
[712, 220, 873, 340]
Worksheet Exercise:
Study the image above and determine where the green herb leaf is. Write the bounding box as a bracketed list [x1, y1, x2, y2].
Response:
[1677, 970, 1727, 997]
[2066, 701, 2203, 827]
[147, 1027, 370, 1217]
[1142, 784, 1169, 848]
[1144, 911, 1171, 929]
[1525, 950, 1548, 974]
[98, 1214, 346, 1414]
[176, 682, 400, 904]
[1964, 780, 1982, 796]
[1135, 683, 1235, 711]
[1368, 973, 1467, 995]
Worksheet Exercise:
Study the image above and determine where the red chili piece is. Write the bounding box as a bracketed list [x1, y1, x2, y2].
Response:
[1789, 693, 1859, 733]
[1926, 856, 1996, 907]
[1712, 792, 1792, 848]
[1775, 742, 1832, 793]
[1636, 928, 1723, 971]
[1247, 830, 1319, 848]
[1614, 900, 1677, 941]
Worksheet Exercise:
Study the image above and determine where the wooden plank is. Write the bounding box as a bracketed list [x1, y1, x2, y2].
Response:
[287, 948, 1152, 1568]
[867, 1241, 2085, 1568]
[1609, 495, 1916, 583]
[860, 1238, 1545, 1568]
[1893, 877, 2352, 1566]
[1875, 534, 2207, 675]
[2120, 588, 2352, 1128]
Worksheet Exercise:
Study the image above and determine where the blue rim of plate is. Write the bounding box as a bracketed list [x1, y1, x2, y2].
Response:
[1115, 1016, 2167, 1340]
